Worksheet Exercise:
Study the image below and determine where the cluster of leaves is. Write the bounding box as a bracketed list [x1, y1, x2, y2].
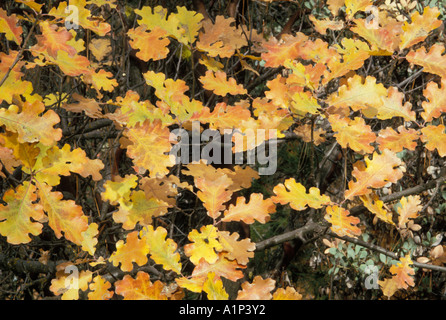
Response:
[0, 0, 446, 300]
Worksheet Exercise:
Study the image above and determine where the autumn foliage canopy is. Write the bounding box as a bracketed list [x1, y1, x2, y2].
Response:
[0, 0, 446, 300]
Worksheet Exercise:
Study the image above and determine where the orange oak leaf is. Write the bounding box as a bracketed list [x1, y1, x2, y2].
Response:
[379, 277, 399, 299]
[406, 44, 446, 79]
[272, 287, 303, 300]
[108, 231, 150, 272]
[203, 272, 229, 300]
[389, 254, 416, 289]
[82, 69, 118, 93]
[88, 275, 113, 300]
[0, 131, 40, 170]
[324, 205, 362, 238]
[351, 18, 401, 55]
[197, 15, 247, 58]
[397, 195, 422, 229]
[199, 70, 247, 96]
[0, 8, 23, 45]
[421, 79, 446, 122]
[62, 93, 103, 118]
[49, 51, 91, 77]
[328, 115, 376, 154]
[399, 7, 442, 50]
[195, 174, 234, 219]
[127, 25, 170, 62]
[37, 182, 89, 246]
[191, 102, 251, 132]
[34, 21, 76, 58]
[272, 178, 331, 211]
[139, 175, 190, 207]
[140, 225, 182, 274]
[344, 149, 405, 200]
[236, 276, 276, 300]
[261, 33, 308, 68]
[191, 253, 246, 282]
[80, 222, 98, 256]
[221, 193, 276, 224]
[184, 225, 223, 265]
[0, 182, 45, 244]
[88, 38, 112, 62]
[122, 119, 175, 177]
[114, 271, 167, 300]
[376, 126, 419, 153]
[420, 124, 446, 157]
[0, 99, 62, 146]
[217, 231, 256, 265]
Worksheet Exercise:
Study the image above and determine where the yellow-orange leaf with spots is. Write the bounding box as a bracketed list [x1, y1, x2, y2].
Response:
[108, 231, 150, 272]
[222, 193, 276, 224]
[420, 124, 446, 157]
[236, 276, 276, 300]
[324, 205, 361, 238]
[199, 70, 247, 96]
[114, 271, 167, 300]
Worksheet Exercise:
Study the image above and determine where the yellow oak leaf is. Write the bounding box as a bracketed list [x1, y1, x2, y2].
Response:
[191, 102, 251, 132]
[271, 178, 332, 211]
[101, 174, 138, 205]
[420, 124, 446, 157]
[379, 277, 399, 299]
[140, 225, 182, 274]
[184, 225, 223, 265]
[0, 8, 22, 45]
[199, 70, 247, 96]
[108, 231, 150, 272]
[345, 0, 373, 20]
[272, 287, 303, 300]
[37, 182, 89, 246]
[0, 99, 62, 146]
[174, 6, 204, 45]
[309, 15, 344, 35]
[0, 131, 40, 170]
[221, 193, 276, 224]
[324, 205, 362, 238]
[399, 7, 442, 50]
[50, 268, 92, 300]
[88, 38, 112, 62]
[82, 69, 118, 93]
[328, 115, 376, 154]
[114, 271, 167, 300]
[123, 119, 175, 177]
[49, 50, 91, 77]
[127, 25, 170, 62]
[389, 254, 416, 289]
[397, 195, 422, 229]
[35, 144, 104, 186]
[344, 149, 405, 200]
[0, 182, 45, 244]
[203, 272, 229, 300]
[80, 222, 99, 256]
[112, 190, 169, 230]
[236, 276, 276, 300]
[88, 275, 113, 300]
[373, 87, 416, 121]
[360, 193, 395, 226]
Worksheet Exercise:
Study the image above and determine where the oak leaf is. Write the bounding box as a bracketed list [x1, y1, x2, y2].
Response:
[261, 33, 308, 68]
[221, 193, 276, 224]
[389, 254, 416, 289]
[127, 25, 170, 62]
[191, 253, 246, 282]
[406, 44, 446, 79]
[0, 182, 45, 244]
[344, 149, 405, 200]
[236, 276, 276, 300]
[114, 271, 167, 300]
[108, 231, 150, 272]
[195, 174, 234, 219]
[272, 287, 303, 300]
[0, 8, 22, 45]
[217, 231, 256, 265]
[88, 275, 113, 300]
[360, 193, 394, 226]
[420, 124, 446, 157]
[376, 126, 419, 153]
[421, 79, 446, 122]
[397, 195, 422, 229]
[184, 225, 223, 265]
[329, 115, 376, 154]
[34, 21, 76, 58]
[324, 205, 362, 238]
[272, 178, 331, 211]
[199, 70, 247, 96]
[50, 268, 92, 300]
[203, 272, 229, 300]
[140, 225, 182, 274]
